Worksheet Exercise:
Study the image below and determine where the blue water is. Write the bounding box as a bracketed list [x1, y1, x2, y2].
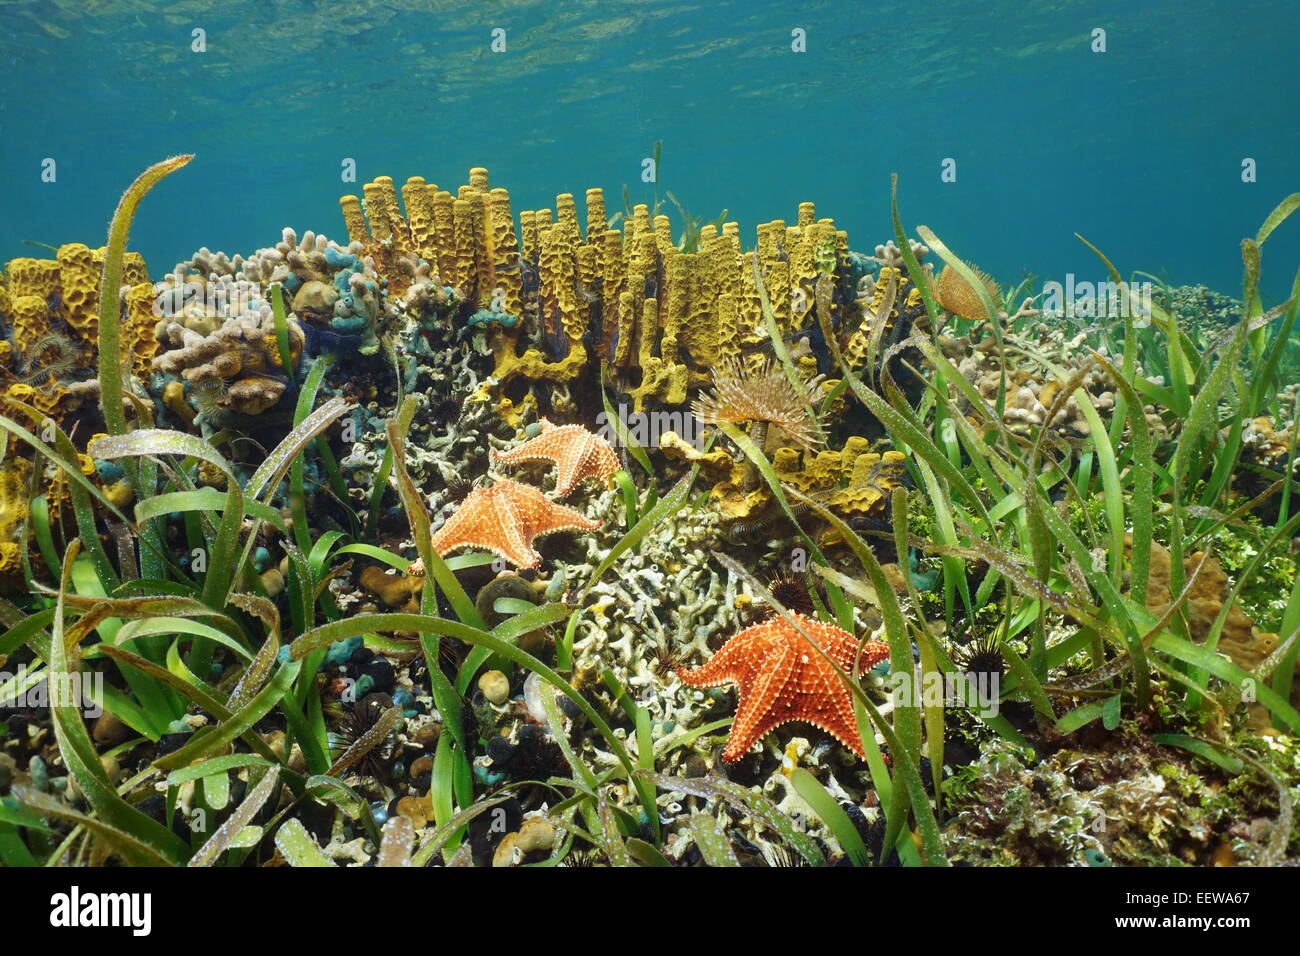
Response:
[3, 0, 1298, 301]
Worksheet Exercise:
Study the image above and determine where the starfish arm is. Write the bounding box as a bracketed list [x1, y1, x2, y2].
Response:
[812, 665, 868, 758]
[492, 424, 569, 462]
[429, 509, 472, 556]
[820, 625, 890, 674]
[854, 640, 891, 673]
[551, 448, 582, 498]
[573, 441, 617, 493]
[594, 442, 620, 483]
[677, 622, 777, 688]
[492, 442, 559, 467]
[530, 498, 602, 534]
[493, 496, 541, 568]
[724, 640, 796, 762]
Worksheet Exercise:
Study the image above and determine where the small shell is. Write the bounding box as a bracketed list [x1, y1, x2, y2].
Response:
[523, 671, 549, 723]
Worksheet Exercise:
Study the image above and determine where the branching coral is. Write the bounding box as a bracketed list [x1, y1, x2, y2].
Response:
[153, 305, 303, 420]
[938, 332, 1168, 452]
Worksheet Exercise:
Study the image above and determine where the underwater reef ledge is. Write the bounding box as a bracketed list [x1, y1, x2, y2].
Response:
[0, 158, 1298, 868]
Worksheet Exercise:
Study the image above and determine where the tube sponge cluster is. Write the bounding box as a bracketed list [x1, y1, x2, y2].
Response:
[0, 244, 155, 422]
[337, 168, 892, 417]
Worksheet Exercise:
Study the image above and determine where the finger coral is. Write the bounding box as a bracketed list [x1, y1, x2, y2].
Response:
[153, 305, 303, 419]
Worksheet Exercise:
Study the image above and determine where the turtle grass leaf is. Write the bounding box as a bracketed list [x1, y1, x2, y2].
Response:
[377, 815, 415, 868]
[189, 765, 280, 867]
[638, 771, 824, 867]
[688, 812, 739, 867]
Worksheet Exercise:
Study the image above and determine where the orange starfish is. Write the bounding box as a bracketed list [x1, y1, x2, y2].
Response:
[411, 479, 601, 572]
[677, 613, 889, 763]
[491, 418, 620, 498]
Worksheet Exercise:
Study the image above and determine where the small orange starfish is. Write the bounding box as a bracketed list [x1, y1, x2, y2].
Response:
[677, 613, 889, 763]
[410, 479, 601, 572]
[491, 418, 620, 498]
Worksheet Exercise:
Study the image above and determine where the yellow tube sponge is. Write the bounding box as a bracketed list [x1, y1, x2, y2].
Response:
[450, 197, 476, 295]
[5, 257, 59, 301]
[599, 228, 624, 360]
[654, 213, 673, 255]
[339, 194, 370, 246]
[828, 451, 908, 516]
[55, 242, 99, 337]
[402, 176, 439, 264]
[772, 447, 843, 493]
[488, 188, 522, 319]
[659, 250, 688, 365]
[0, 457, 32, 577]
[122, 251, 149, 288]
[519, 208, 538, 262]
[8, 295, 51, 358]
[432, 189, 456, 283]
[584, 188, 606, 243]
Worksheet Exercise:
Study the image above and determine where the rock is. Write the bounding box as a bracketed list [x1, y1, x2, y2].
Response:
[396, 795, 430, 828]
[492, 832, 521, 867]
[360, 657, 396, 694]
[292, 280, 339, 315]
[104, 479, 135, 509]
[486, 734, 514, 768]
[92, 712, 131, 747]
[99, 753, 122, 784]
[475, 574, 536, 628]
[516, 816, 555, 854]
[260, 568, 286, 598]
[412, 721, 440, 749]
[359, 565, 421, 610]
[325, 635, 363, 666]
[478, 670, 511, 705]
[518, 629, 550, 659]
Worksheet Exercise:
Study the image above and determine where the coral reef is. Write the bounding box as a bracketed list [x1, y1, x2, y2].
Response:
[1142, 540, 1284, 729]
[3, 160, 1296, 872]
